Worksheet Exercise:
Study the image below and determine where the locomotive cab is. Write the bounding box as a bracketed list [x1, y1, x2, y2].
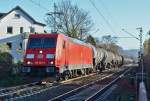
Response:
[22, 34, 58, 75]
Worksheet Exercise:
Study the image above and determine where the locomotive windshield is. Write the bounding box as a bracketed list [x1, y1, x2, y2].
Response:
[27, 37, 56, 49]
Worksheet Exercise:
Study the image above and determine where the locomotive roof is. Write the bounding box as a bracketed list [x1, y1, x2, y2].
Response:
[29, 33, 90, 47]
[29, 33, 58, 37]
[68, 37, 88, 46]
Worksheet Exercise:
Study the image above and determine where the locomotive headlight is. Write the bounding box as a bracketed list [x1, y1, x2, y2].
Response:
[48, 61, 54, 65]
[46, 54, 54, 59]
[27, 61, 33, 64]
[39, 50, 43, 54]
[27, 61, 30, 64]
[50, 61, 54, 64]
[26, 54, 34, 59]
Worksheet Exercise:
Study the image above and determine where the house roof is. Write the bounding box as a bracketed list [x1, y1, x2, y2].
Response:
[0, 6, 46, 26]
[0, 13, 7, 18]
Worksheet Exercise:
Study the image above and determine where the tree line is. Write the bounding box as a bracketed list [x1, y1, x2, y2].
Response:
[144, 31, 150, 56]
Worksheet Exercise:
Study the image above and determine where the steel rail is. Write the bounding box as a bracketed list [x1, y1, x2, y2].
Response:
[85, 68, 132, 101]
[1, 73, 96, 100]
[50, 67, 132, 101]
[0, 82, 39, 95]
[1, 64, 132, 100]
[49, 73, 114, 101]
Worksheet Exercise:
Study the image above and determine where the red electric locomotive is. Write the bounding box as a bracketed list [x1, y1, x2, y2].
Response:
[22, 33, 93, 80]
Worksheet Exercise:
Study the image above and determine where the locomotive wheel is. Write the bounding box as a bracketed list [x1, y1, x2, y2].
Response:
[73, 70, 78, 77]
[85, 69, 88, 75]
[62, 71, 70, 80]
[82, 69, 86, 76]
[99, 68, 103, 73]
[70, 71, 73, 78]
[86, 68, 90, 75]
[63, 74, 69, 80]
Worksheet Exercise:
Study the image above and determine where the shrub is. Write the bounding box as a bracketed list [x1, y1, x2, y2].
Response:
[0, 52, 13, 72]
[0, 44, 9, 53]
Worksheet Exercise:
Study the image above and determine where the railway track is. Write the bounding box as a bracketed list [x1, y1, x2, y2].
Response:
[85, 68, 131, 101]
[0, 64, 135, 101]
[50, 66, 135, 101]
[0, 72, 96, 101]
[0, 82, 38, 95]
[0, 82, 54, 100]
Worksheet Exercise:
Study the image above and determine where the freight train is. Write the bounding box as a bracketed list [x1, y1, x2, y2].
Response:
[22, 33, 133, 80]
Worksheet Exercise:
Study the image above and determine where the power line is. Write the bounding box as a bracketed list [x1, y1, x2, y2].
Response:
[15, 0, 24, 5]
[113, 36, 138, 39]
[10, 0, 24, 9]
[98, 0, 141, 41]
[28, 0, 49, 11]
[98, 0, 122, 30]
[122, 29, 139, 40]
[89, 0, 117, 34]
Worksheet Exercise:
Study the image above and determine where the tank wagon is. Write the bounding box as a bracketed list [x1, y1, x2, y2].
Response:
[22, 33, 132, 80]
[91, 46, 124, 72]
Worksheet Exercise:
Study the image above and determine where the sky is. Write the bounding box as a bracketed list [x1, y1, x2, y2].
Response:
[0, 0, 150, 50]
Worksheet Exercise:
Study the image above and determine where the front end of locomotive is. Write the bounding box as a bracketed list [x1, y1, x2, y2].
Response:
[22, 34, 58, 75]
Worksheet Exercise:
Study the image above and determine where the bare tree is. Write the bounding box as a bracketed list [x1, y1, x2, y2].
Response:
[148, 30, 150, 40]
[144, 30, 150, 55]
[97, 35, 119, 53]
[101, 35, 117, 44]
[45, 0, 93, 39]
[147, 31, 150, 54]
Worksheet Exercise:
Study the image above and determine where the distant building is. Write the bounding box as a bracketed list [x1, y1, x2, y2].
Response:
[0, 6, 45, 35]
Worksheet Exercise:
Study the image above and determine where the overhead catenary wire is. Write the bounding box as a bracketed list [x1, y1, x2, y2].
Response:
[122, 29, 140, 40]
[97, 0, 140, 40]
[10, 0, 24, 9]
[15, 0, 24, 6]
[28, 0, 49, 11]
[89, 0, 139, 40]
[97, 0, 122, 30]
[89, 0, 117, 34]
[113, 37, 139, 39]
